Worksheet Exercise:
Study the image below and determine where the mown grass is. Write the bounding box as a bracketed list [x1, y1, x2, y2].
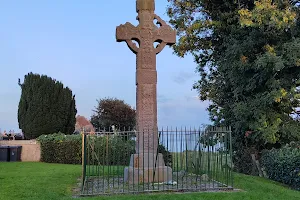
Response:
[0, 162, 299, 200]
[0, 162, 80, 200]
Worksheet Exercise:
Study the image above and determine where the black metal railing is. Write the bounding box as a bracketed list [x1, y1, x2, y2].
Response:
[81, 126, 233, 196]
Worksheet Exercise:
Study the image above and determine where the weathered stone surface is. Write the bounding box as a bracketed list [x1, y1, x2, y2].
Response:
[124, 152, 172, 183]
[116, 0, 176, 138]
[128, 153, 165, 168]
[124, 166, 172, 184]
[116, 0, 176, 183]
[136, 0, 155, 12]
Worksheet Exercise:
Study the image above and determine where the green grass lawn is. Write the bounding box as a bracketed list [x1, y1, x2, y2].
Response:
[0, 162, 299, 200]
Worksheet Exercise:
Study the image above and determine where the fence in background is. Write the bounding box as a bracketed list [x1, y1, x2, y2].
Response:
[81, 126, 233, 196]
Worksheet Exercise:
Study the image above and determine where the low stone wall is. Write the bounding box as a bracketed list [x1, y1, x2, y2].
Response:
[0, 140, 41, 162]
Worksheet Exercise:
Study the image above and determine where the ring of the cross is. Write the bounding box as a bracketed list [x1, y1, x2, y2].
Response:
[125, 39, 139, 54]
[155, 42, 167, 54]
[154, 14, 167, 27]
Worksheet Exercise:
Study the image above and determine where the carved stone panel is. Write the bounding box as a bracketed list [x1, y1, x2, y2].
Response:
[136, 70, 157, 85]
[141, 84, 154, 115]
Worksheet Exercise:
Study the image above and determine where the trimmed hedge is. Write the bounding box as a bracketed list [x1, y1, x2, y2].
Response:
[86, 135, 135, 166]
[37, 133, 82, 164]
[37, 133, 172, 166]
[37, 133, 135, 165]
[261, 142, 300, 190]
[86, 138, 172, 166]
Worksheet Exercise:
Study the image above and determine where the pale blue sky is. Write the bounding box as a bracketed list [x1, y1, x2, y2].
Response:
[0, 0, 210, 132]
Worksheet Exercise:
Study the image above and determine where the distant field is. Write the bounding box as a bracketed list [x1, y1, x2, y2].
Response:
[172, 151, 232, 171]
[171, 151, 233, 184]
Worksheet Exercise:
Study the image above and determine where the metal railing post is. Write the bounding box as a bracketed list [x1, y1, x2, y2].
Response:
[81, 132, 87, 194]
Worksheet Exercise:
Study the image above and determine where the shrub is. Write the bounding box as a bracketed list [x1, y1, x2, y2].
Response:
[37, 133, 82, 164]
[86, 136, 135, 166]
[233, 147, 259, 176]
[87, 137, 173, 166]
[261, 142, 300, 190]
[37, 133, 173, 166]
[37, 133, 134, 165]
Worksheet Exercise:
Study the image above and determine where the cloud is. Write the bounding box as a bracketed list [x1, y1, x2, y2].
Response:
[173, 71, 196, 84]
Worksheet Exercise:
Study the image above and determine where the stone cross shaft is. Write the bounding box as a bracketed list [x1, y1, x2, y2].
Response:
[116, 0, 176, 154]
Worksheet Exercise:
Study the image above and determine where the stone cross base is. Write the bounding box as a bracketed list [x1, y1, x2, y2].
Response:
[124, 153, 173, 184]
[124, 166, 172, 184]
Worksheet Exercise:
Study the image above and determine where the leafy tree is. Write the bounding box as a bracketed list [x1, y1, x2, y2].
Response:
[90, 98, 171, 163]
[90, 97, 136, 131]
[167, 0, 300, 172]
[18, 72, 77, 139]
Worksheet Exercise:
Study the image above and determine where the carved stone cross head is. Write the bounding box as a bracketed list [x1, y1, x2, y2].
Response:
[136, 0, 155, 13]
[116, 0, 176, 55]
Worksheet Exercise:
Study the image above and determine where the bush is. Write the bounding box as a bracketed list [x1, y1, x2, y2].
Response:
[87, 137, 172, 166]
[261, 142, 300, 190]
[37, 133, 173, 166]
[37, 133, 134, 165]
[37, 133, 82, 164]
[233, 147, 259, 176]
[87, 136, 135, 166]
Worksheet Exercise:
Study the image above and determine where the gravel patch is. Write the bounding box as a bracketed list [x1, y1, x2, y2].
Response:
[81, 174, 232, 195]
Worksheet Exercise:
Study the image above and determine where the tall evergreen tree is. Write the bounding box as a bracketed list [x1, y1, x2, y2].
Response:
[18, 72, 77, 139]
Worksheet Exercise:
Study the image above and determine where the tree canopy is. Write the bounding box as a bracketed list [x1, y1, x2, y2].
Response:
[90, 97, 136, 131]
[18, 72, 77, 139]
[166, 0, 300, 152]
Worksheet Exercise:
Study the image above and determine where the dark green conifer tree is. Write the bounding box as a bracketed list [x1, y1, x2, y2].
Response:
[18, 72, 77, 139]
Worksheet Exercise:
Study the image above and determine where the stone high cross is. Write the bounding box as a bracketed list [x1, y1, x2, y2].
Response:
[116, 0, 176, 183]
[116, 0, 176, 153]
